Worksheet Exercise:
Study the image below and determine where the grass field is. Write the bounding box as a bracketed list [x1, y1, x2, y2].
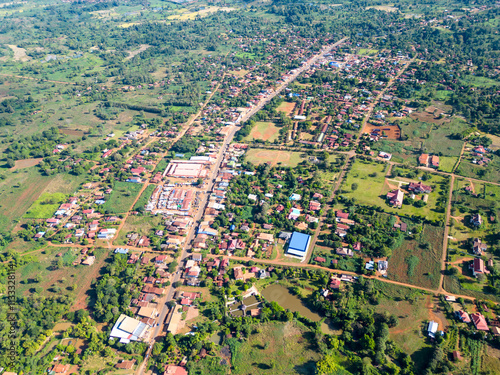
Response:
[115, 214, 163, 245]
[388, 225, 444, 289]
[456, 155, 500, 184]
[102, 181, 144, 214]
[245, 148, 305, 167]
[0, 167, 54, 234]
[276, 101, 296, 115]
[16, 246, 108, 305]
[133, 184, 156, 211]
[374, 296, 433, 372]
[437, 156, 458, 173]
[230, 321, 322, 375]
[24, 192, 66, 219]
[341, 159, 448, 221]
[244, 122, 280, 142]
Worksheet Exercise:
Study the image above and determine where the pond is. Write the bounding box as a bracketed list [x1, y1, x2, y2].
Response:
[261, 284, 322, 322]
[261, 283, 341, 335]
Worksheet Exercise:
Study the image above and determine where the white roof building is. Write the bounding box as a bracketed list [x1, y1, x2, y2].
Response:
[110, 314, 148, 343]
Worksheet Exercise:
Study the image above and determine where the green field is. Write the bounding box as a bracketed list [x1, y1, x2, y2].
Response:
[24, 192, 66, 219]
[388, 224, 444, 290]
[102, 181, 144, 214]
[244, 122, 280, 142]
[230, 322, 322, 375]
[438, 156, 458, 173]
[341, 159, 448, 221]
[245, 148, 305, 167]
[133, 184, 156, 211]
[115, 214, 163, 246]
[374, 296, 433, 372]
[0, 167, 54, 233]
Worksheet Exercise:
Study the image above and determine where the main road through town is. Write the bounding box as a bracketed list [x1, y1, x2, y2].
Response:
[136, 37, 348, 375]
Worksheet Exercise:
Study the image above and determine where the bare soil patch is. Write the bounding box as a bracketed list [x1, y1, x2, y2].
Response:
[125, 44, 151, 61]
[363, 123, 401, 139]
[11, 158, 43, 170]
[276, 101, 296, 115]
[410, 106, 450, 125]
[7, 44, 30, 61]
[60, 128, 85, 136]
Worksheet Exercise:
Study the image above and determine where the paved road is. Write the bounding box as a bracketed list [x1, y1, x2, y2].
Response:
[135, 37, 349, 375]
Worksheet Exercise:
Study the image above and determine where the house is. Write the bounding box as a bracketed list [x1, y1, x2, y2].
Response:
[155, 255, 168, 263]
[470, 258, 487, 277]
[192, 253, 202, 262]
[378, 260, 388, 272]
[81, 256, 96, 266]
[116, 359, 136, 370]
[471, 213, 482, 227]
[289, 193, 301, 201]
[418, 153, 429, 166]
[34, 232, 45, 241]
[163, 365, 188, 375]
[46, 218, 60, 226]
[330, 278, 341, 290]
[234, 267, 244, 281]
[286, 232, 311, 259]
[309, 201, 321, 211]
[387, 189, 404, 207]
[473, 238, 487, 255]
[456, 310, 471, 323]
[427, 320, 438, 338]
[430, 155, 439, 168]
[471, 313, 489, 331]
[314, 257, 326, 263]
[408, 182, 432, 194]
[288, 208, 301, 220]
[336, 247, 353, 257]
[50, 364, 71, 375]
[336, 211, 349, 219]
[256, 233, 274, 242]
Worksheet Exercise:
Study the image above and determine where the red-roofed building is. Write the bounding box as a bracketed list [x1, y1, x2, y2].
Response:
[471, 312, 489, 331]
[418, 153, 429, 166]
[456, 310, 471, 323]
[164, 365, 188, 375]
[314, 257, 326, 263]
[336, 211, 349, 219]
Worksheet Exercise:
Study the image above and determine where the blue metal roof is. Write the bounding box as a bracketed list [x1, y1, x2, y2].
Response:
[289, 232, 310, 253]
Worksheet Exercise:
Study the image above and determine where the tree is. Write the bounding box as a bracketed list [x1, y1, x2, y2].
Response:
[351, 183, 358, 191]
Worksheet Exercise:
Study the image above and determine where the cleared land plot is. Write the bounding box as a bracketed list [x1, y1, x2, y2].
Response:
[7, 44, 30, 61]
[245, 148, 305, 167]
[231, 321, 323, 375]
[11, 158, 43, 170]
[0, 167, 54, 233]
[102, 181, 144, 214]
[341, 159, 447, 221]
[244, 122, 280, 142]
[374, 297, 433, 371]
[456, 155, 500, 184]
[115, 214, 163, 246]
[366, 5, 398, 11]
[24, 192, 66, 219]
[276, 101, 296, 115]
[388, 225, 444, 289]
[364, 123, 401, 139]
[438, 156, 457, 173]
[16, 247, 107, 305]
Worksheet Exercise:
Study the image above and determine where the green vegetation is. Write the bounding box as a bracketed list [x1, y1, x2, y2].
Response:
[133, 184, 156, 212]
[102, 181, 143, 214]
[24, 192, 66, 219]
